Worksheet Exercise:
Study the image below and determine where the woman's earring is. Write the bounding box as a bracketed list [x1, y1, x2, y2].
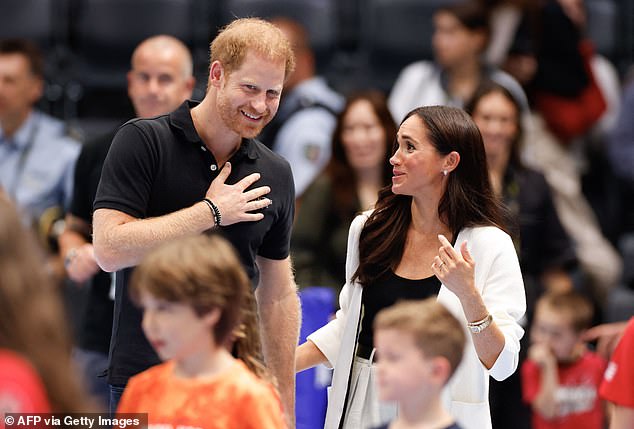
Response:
[442, 170, 448, 176]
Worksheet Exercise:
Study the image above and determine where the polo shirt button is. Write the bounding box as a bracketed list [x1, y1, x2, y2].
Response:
[210, 164, 217, 171]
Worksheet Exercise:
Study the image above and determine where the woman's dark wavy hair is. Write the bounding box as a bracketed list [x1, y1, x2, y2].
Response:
[327, 90, 396, 218]
[353, 105, 507, 286]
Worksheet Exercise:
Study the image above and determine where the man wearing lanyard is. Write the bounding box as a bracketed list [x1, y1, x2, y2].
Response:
[0, 39, 79, 279]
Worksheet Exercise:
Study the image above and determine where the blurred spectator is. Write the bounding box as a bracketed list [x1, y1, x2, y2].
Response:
[466, 80, 577, 429]
[58, 35, 195, 408]
[502, 0, 623, 308]
[0, 196, 96, 416]
[598, 317, 634, 429]
[466, 81, 576, 312]
[0, 39, 80, 280]
[607, 78, 634, 236]
[259, 17, 344, 198]
[522, 291, 606, 429]
[388, 0, 528, 123]
[292, 90, 395, 293]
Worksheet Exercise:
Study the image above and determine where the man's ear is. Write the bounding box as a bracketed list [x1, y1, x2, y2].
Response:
[28, 76, 44, 105]
[208, 61, 225, 88]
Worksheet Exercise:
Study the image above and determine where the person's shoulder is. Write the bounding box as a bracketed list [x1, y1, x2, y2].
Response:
[462, 225, 510, 243]
[349, 210, 373, 236]
[515, 166, 549, 189]
[121, 114, 170, 133]
[295, 76, 344, 110]
[580, 349, 608, 368]
[397, 60, 437, 80]
[0, 349, 51, 412]
[0, 349, 41, 379]
[251, 139, 292, 167]
[81, 130, 117, 156]
[36, 110, 65, 135]
[127, 361, 172, 387]
[306, 174, 334, 193]
[227, 360, 279, 399]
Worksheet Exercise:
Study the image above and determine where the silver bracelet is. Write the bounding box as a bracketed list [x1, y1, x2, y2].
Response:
[467, 314, 493, 334]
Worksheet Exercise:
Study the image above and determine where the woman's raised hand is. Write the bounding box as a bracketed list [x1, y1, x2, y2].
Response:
[432, 234, 476, 299]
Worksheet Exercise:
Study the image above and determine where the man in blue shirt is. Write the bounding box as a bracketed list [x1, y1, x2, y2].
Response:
[0, 39, 79, 277]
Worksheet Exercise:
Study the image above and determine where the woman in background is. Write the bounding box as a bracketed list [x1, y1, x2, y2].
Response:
[466, 80, 577, 314]
[292, 90, 395, 293]
[466, 80, 577, 429]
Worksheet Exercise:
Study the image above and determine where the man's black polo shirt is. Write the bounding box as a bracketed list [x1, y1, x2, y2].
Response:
[94, 100, 295, 385]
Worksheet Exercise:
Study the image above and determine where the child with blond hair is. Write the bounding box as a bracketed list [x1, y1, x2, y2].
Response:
[522, 290, 607, 429]
[372, 298, 466, 429]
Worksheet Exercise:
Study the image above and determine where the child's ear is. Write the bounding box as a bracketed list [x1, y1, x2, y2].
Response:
[430, 356, 452, 386]
[202, 307, 222, 327]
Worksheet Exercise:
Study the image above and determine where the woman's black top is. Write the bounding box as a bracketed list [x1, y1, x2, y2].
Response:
[358, 270, 441, 351]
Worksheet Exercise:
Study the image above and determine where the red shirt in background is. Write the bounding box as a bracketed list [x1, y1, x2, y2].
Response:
[522, 350, 606, 429]
[600, 318, 634, 407]
[0, 350, 51, 429]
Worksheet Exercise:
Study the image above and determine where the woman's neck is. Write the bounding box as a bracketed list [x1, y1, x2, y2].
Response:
[411, 192, 450, 236]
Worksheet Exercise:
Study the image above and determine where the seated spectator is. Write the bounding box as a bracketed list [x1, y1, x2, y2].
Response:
[522, 291, 607, 429]
[0, 196, 96, 415]
[259, 17, 344, 198]
[291, 90, 395, 293]
[388, 0, 528, 123]
[0, 39, 80, 281]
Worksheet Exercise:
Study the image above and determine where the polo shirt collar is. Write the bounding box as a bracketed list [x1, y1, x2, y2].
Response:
[169, 99, 258, 161]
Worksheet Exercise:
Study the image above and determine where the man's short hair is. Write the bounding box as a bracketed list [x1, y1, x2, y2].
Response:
[0, 39, 44, 78]
[210, 17, 295, 80]
[374, 298, 466, 378]
[536, 290, 594, 333]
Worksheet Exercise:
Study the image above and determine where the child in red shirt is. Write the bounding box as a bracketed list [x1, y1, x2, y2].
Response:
[522, 291, 606, 429]
[116, 234, 286, 429]
[599, 317, 634, 429]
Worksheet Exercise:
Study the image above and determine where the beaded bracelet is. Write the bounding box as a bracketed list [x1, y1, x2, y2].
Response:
[202, 198, 222, 227]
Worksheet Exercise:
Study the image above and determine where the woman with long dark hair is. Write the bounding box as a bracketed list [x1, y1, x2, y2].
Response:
[296, 106, 525, 429]
[292, 90, 395, 292]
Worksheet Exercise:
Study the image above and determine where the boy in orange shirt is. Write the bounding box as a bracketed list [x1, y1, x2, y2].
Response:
[116, 235, 286, 429]
[522, 291, 606, 429]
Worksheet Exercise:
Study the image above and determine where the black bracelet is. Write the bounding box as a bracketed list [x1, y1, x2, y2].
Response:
[203, 198, 222, 227]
